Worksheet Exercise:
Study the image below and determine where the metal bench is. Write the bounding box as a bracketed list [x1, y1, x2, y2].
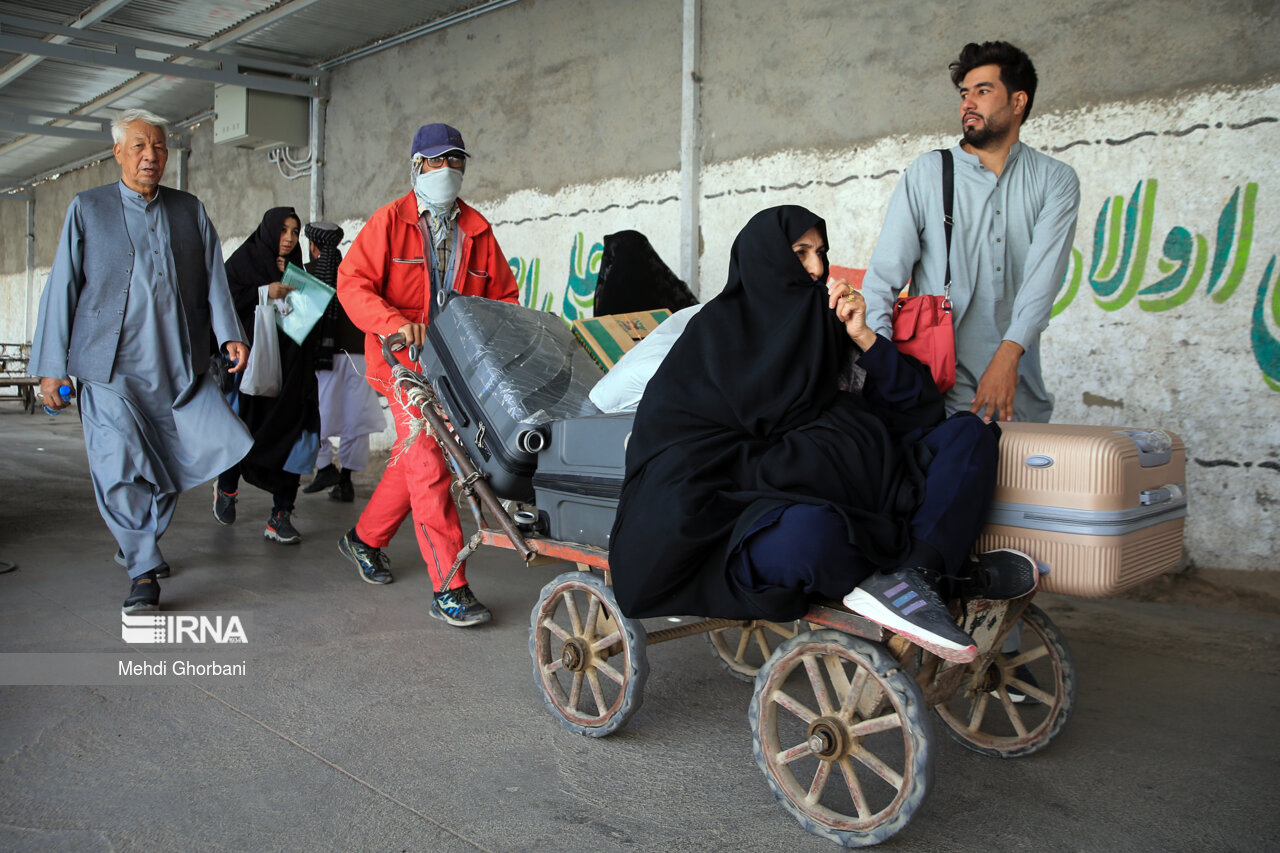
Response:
[0, 343, 41, 413]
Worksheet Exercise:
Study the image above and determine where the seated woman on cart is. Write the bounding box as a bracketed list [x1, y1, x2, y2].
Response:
[608, 205, 1034, 664]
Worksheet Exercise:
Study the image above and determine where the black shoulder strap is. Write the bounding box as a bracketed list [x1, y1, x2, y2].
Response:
[938, 148, 954, 291]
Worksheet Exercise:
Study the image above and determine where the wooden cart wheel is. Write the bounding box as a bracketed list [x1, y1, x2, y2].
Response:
[21, 384, 36, 414]
[932, 603, 1076, 758]
[750, 630, 933, 847]
[529, 570, 648, 737]
[707, 620, 800, 682]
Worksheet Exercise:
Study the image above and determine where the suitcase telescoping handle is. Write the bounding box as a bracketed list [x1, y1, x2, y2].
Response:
[378, 330, 419, 366]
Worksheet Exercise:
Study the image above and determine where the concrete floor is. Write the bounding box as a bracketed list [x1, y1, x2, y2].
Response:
[1, 407, 1278, 852]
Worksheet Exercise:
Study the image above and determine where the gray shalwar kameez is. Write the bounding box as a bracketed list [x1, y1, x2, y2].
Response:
[31, 182, 252, 578]
[862, 143, 1081, 423]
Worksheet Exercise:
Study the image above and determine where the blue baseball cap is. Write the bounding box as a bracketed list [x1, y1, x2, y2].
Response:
[411, 123, 469, 159]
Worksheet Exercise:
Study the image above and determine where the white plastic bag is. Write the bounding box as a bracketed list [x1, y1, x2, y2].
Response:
[239, 290, 282, 397]
[589, 304, 701, 412]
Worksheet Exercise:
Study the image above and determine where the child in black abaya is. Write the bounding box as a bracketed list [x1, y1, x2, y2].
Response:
[214, 207, 321, 544]
[608, 205, 1035, 663]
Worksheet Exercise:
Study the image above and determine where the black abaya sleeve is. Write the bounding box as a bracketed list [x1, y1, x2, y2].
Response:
[856, 335, 946, 441]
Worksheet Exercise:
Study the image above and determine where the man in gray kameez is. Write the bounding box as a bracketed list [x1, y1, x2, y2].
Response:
[31, 108, 253, 613]
[862, 40, 1081, 423]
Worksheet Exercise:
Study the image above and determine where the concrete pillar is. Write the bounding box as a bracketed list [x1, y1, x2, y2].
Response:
[170, 129, 190, 192]
[680, 0, 702, 296]
[309, 96, 327, 223]
[24, 191, 34, 342]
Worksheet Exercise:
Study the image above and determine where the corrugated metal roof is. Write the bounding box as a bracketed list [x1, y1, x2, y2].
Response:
[0, 0, 515, 191]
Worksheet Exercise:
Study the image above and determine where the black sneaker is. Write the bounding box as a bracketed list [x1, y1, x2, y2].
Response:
[430, 584, 491, 627]
[265, 509, 301, 545]
[303, 464, 341, 494]
[328, 480, 354, 502]
[115, 549, 169, 578]
[843, 567, 977, 663]
[123, 571, 160, 613]
[338, 529, 392, 584]
[213, 485, 237, 525]
[960, 549, 1038, 600]
[993, 663, 1042, 705]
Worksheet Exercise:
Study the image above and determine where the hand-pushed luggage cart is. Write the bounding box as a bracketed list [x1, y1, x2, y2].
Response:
[380, 332, 1084, 847]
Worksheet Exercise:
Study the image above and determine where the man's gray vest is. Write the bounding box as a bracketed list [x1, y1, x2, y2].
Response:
[67, 184, 212, 382]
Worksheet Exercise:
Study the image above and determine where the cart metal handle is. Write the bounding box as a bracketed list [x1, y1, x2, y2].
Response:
[379, 332, 420, 369]
[377, 330, 536, 563]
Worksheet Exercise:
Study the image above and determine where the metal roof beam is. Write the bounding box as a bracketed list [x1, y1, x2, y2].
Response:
[0, 105, 113, 140]
[0, 118, 106, 141]
[0, 14, 319, 97]
[0, 0, 134, 90]
[0, 105, 112, 132]
[0, 0, 332, 168]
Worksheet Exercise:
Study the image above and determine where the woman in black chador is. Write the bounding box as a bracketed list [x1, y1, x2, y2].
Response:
[608, 205, 1033, 663]
[213, 206, 321, 544]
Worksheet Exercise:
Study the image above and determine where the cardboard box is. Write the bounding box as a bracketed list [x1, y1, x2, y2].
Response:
[572, 309, 672, 371]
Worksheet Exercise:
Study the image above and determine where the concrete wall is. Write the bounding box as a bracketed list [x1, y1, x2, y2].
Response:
[2, 0, 1278, 570]
[323, 0, 683, 215]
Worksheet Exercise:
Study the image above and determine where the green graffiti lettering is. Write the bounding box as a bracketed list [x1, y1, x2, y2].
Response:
[1090, 196, 1124, 282]
[510, 256, 543, 309]
[1051, 248, 1082, 318]
[1208, 183, 1257, 304]
[1139, 227, 1208, 312]
[1250, 254, 1280, 388]
[561, 232, 603, 322]
[1207, 187, 1240, 295]
[1090, 180, 1156, 311]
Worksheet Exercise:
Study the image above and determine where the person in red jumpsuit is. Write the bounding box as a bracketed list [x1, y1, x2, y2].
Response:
[336, 123, 519, 626]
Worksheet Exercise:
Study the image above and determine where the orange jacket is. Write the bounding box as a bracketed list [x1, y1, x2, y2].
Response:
[338, 192, 519, 391]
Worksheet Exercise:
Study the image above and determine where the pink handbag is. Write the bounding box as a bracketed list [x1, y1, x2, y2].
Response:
[890, 147, 957, 394]
[892, 292, 955, 393]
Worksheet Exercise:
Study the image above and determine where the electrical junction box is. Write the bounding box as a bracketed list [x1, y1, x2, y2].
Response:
[213, 85, 309, 149]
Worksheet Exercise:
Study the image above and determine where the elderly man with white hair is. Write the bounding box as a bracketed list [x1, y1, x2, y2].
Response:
[30, 108, 252, 613]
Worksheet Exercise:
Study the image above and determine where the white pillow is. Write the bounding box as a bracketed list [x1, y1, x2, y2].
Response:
[588, 304, 702, 412]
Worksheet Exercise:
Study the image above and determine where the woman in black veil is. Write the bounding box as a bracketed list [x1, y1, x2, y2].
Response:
[608, 205, 1032, 663]
[213, 207, 320, 544]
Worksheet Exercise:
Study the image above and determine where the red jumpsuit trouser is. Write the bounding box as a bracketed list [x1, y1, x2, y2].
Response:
[354, 396, 466, 592]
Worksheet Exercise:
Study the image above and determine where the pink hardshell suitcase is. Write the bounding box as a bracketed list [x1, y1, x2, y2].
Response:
[976, 423, 1187, 598]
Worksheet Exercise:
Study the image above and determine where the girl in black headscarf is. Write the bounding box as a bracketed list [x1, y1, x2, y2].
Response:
[214, 207, 321, 544]
[609, 205, 1018, 663]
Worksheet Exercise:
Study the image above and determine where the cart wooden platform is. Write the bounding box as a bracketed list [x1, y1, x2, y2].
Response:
[382, 334, 1076, 847]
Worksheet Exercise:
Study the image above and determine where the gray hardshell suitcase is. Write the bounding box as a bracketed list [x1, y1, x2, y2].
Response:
[418, 294, 604, 501]
[531, 412, 634, 548]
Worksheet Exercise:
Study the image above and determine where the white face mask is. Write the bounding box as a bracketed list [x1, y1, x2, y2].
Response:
[414, 167, 464, 207]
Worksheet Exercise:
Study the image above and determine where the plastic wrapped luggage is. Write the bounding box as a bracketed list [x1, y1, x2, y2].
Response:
[531, 412, 634, 548]
[418, 294, 604, 500]
[975, 422, 1188, 597]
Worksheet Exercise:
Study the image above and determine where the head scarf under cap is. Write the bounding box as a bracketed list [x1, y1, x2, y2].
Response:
[225, 206, 303, 291]
[304, 221, 344, 288]
[305, 221, 350, 368]
[609, 205, 936, 621]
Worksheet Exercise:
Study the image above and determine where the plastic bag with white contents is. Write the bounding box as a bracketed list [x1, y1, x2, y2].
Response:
[588, 304, 702, 412]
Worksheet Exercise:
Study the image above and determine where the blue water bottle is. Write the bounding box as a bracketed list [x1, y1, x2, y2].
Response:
[43, 384, 71, 415]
